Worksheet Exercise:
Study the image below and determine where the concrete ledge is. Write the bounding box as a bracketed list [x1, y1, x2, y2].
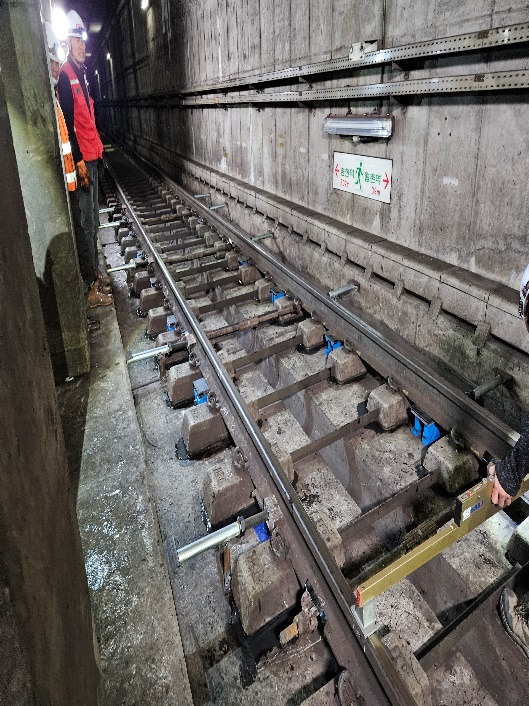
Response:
[76, 307, 193, 704]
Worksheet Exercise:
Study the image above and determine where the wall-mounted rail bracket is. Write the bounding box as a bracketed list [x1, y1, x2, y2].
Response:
[328, 283, 359, 300]
[467, 368, 513, 402]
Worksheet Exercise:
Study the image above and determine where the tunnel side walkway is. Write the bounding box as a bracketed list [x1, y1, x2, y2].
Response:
[70, 303, 193, 705]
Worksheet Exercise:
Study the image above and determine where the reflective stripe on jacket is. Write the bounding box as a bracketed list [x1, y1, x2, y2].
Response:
[60, 61, 103, 162]
[56, 100, 77, 192]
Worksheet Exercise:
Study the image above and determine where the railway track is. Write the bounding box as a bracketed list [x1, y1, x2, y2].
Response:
[98, 146, 529, 706]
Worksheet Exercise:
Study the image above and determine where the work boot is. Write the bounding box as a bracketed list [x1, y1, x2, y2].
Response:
[87, 282, 113, 308]
[500, 588, 529, 658]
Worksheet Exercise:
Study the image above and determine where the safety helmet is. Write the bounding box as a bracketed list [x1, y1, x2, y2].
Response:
[519, 263, 529, 332]
[66, 10, 87, 39]
[44, 21, 59, 63]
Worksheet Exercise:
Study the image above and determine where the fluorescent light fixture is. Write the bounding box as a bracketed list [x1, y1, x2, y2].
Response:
[106, 52, 111, 60]
[324, 114, 394, 139]
[51, 7, 68, 40]
[95, 69, 98, 75]
[141, 0, 149, 9]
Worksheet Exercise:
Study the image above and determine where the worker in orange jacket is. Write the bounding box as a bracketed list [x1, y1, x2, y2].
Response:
[46, 22, 111, 307]
[57, 10, 113, 305]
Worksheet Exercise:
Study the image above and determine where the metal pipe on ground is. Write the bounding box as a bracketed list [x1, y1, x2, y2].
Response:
[108, 260, 147, 273]
[176, 511, 268, 565]
[126, 340, 187, 365]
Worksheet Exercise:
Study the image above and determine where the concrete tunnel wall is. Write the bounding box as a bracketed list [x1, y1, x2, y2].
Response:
[0, 0, 89, 380]
[95, 0, 529, 289]
[0, 68, 103, 704]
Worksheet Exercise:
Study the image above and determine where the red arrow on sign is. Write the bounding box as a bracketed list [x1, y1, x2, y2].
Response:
[383, 173, 390, 189]
[334, 164, 340, 176]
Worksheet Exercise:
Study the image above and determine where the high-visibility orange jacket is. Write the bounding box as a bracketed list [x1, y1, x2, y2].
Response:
[60, 59, 103, 162]
[56, 99, 77, 192]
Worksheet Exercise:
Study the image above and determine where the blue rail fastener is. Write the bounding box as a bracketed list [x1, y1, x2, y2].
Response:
[324, 334, 343, 357]
[193, 378, 209, 405]
[270, 286, 286, 303]
[410, 405, 441, 446]
[422, 422, 441, 446]
[253, 522, 271, 543]
[166, 315, 177, 332]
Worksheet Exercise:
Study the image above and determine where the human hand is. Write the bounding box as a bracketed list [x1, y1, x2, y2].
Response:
[490, 469, 512, 508]
[77, 160, 91, 192]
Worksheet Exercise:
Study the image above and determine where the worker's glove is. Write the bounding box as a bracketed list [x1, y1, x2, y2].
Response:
[77, 160, 91, 192]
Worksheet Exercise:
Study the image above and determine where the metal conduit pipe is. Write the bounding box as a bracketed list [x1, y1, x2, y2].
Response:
[176, 511, 268, 565]
[468, 370, 513, 402]
[107, 259, 147, 273]
[126, 340, 187, 365]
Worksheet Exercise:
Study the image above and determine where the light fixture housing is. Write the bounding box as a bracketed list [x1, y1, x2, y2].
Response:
[324, 114, 394, 139]
[51, 7, 68, 40]
[141, 0, 149, 9]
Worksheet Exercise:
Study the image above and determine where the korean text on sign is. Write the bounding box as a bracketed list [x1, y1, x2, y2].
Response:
[332, 152, 392, 204]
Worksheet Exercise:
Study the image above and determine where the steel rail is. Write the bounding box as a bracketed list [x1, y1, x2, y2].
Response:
[106, 154, 414, 706]
[136, 160, 519, 460]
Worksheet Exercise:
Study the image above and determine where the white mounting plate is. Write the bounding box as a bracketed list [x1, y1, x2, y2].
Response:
[349, 40, 379, 61]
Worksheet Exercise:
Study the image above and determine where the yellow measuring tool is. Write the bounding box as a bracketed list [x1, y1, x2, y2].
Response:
[355, 473, 529, 608]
